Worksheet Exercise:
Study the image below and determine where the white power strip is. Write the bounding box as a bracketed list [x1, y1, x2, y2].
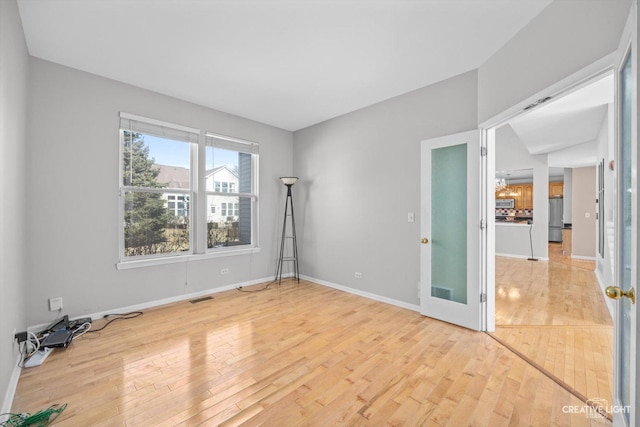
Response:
[24, 348, 54, 368]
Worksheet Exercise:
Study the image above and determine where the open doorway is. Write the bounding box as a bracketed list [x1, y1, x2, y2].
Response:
[488, 72, 616, 412]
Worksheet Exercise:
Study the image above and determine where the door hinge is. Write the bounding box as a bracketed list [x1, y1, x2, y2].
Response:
[480, 293, 487, 303]
[480, 219, 486, 229]
[480, 147, 487, 157]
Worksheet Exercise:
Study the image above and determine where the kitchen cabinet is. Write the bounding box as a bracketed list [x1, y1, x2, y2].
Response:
[549, 182, 564, 198]
[512, 185, 524, 209]
[522, 184, 533, 209]
[495, 183, 533, 209]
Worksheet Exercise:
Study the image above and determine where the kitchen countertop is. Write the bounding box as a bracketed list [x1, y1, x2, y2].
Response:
[496, 216, 532, 225]
[496, 221, 530, 226]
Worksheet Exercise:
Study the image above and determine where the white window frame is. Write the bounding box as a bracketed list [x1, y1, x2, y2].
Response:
[117, 113, 260, 270]
[204, 132, 260, 254]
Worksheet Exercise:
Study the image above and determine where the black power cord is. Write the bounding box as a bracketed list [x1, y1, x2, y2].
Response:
[236, 280, 276, 293]
[86, 312, 143, 333]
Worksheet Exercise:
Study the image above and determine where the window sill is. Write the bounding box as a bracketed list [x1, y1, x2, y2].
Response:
[116, 247, 260, 270]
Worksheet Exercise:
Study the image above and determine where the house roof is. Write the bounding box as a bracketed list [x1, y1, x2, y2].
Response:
[206, 165, 239, 179]
[155, 164, 238, 189]
[154, 164, 189, 189]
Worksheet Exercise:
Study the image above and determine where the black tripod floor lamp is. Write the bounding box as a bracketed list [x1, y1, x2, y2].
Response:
[275, 177, 299, 285]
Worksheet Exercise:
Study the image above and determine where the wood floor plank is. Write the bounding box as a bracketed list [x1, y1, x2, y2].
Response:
[12, 279, 613, 425]
[495, 247, 614, 421]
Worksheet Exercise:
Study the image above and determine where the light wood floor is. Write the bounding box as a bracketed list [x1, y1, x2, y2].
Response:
[13, 280, 611, 426]
[494, 245, 613, 420]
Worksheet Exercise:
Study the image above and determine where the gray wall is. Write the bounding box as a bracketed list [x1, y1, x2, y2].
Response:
[572, 166, 597, 258]
[0, 0, 29, 413]
[478, 0, 631, 123]
[494, 125, 549, 259]
[3, 0, 634, 410]
[292, 70, 478, 305]
[25, 58, 293, 325]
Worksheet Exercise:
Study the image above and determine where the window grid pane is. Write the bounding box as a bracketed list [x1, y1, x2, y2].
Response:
[120, 117, 258, 261]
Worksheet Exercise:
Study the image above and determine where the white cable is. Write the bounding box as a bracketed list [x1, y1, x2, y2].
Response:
[25, 331, 40, 358]
[72, 322, 92, 339]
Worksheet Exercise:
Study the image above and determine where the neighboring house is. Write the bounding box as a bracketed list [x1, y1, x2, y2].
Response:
[154, 164, 190, 222]
[205, 165, 240, 224]
[154, 164, 240, 224]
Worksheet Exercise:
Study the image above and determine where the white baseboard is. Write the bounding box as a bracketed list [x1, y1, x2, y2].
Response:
[299, 274, 420, 312]
[496, 253, 549, 261]
[1, 354, 22, 420]
[28, 275, 276, 332]
[571, 255, 596, 261]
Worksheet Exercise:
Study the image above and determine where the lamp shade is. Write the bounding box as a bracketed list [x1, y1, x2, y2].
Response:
[280, 177, 298, 185]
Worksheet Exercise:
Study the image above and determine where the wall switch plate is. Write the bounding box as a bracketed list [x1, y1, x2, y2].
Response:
[49, 297, 63, 311]
[407, 212, 415, 223]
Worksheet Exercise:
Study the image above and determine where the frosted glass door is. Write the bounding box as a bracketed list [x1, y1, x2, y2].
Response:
[420, 130, 481, 331]
[431, 143, 467, 304]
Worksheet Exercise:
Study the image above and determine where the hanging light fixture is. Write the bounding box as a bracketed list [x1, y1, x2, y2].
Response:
[497, 173, 519, 197]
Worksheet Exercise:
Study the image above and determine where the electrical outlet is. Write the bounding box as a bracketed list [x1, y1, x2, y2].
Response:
[355, 272, 362, 279]
[49, 297, 63, 311]
[14, 331, 27, 343]
[221, 268, 229, 275]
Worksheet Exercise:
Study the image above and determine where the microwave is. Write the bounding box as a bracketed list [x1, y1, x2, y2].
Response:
[496, 199, 515, 208]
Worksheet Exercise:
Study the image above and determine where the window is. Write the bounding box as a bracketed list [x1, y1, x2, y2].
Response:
[119, 113, 259, 264]
[220, 202, 239, 217]
[205, 132, 258, 250]
[167, 194, 190, 218]
[213, 181, 236, 193]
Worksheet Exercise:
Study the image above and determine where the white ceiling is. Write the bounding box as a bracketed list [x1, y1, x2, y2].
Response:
[17, 0, 551, 131]
[508, 73, 613, 162]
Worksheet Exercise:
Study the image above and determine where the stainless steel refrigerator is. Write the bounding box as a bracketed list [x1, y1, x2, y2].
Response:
[549, 198, 563, 242]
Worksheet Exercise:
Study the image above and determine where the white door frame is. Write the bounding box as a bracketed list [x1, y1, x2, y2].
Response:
[478, 54, 617, 333]
[611, 3, 638, 425]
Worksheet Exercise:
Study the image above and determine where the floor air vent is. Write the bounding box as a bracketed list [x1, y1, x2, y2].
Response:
[432, 286, 453, 300]
[190, 296, 213, 304]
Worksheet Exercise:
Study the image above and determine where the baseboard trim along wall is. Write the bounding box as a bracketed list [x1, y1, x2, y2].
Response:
[299, 274, 421, 313]
[571, 255, 596, 261]
[496, 253, 550, 261]
[1, 355, 22, 420]
[26, 275, 277, 333]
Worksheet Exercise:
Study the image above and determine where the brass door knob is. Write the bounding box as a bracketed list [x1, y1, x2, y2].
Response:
[421, 238, 429, 244]
[605, 286, 636, 304]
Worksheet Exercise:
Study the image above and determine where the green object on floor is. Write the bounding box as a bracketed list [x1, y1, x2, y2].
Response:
[0, 403, 67, 427]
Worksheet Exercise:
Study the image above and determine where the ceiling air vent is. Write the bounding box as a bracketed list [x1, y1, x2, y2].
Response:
[523, 96, 552, 111]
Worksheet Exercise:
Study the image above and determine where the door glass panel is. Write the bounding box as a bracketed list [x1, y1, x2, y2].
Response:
[619, 48, 632, 422]
[431, 143, 467, 304]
